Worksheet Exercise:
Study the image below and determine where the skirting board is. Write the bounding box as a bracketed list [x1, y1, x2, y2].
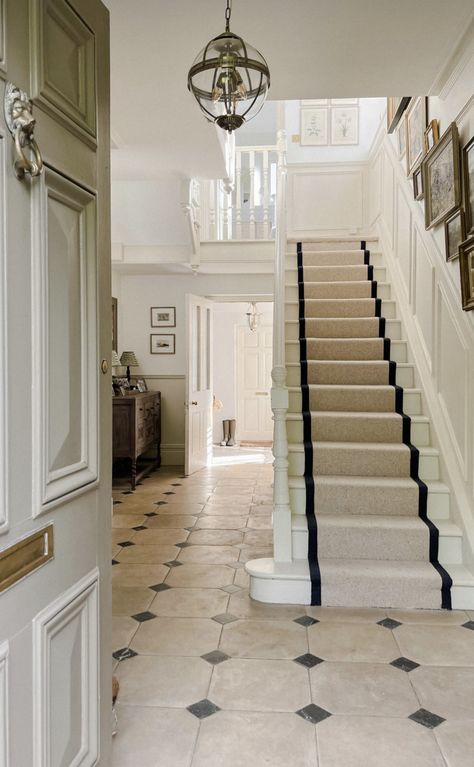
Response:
[161, 444, 185, 467]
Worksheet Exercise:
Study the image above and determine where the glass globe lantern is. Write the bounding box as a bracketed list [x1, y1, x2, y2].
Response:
[187, 2, 270, 132]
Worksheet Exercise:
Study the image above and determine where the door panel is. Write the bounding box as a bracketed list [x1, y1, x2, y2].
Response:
[238, 324, 273, 441]
[185, 294, 213, 475]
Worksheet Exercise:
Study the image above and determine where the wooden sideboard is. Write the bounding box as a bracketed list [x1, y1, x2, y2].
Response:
[112, 391, 161, 489]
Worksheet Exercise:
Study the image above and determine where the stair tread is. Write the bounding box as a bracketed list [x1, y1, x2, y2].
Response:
[317, 558, 443, 580]
[285, 411, 429, 423]
[288, 475, 448, 491]
[287, 384, 420, 392]
[292, 514, 430, 531]
[288, 441, 436, 454]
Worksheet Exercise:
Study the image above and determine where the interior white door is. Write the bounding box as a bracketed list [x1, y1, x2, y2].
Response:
[185, 294, 214, 475]
[0, 1, 111, 765]
[237, 325, 273, 441]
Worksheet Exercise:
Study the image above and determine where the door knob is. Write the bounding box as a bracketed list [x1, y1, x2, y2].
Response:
[191, 401, 198, 405]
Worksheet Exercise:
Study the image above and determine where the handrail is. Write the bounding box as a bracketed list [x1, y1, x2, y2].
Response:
[271, 128, 292, 563]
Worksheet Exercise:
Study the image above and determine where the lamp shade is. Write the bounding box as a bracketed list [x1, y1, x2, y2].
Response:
[111, 350, 121, 367]
[120, 351, 139, 367]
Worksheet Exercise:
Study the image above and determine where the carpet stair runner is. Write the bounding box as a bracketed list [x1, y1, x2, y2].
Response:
[288, 240, 454, 609]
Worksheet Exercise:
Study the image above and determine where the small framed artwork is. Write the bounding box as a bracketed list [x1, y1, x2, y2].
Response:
[412, 164, 424, 201]
[462, 136, 474, 236]
[150, 333, 175, 354]
[151, 306, 176, 327]
[387, 96, 411, 133]
[397, 115, 406, 159]
[422, 122, 461, 230]
[406, 97, 427, 177]
[331, 106, 359, 145]
[459, 236, 474, 311]
[444, 209, 466, 262]
[301, 99, 328, 106]
[136, 378, 148, 392]
[424, 119, 439, 153]
[300, 107, 328, 145]
[331, 98, 359, 105]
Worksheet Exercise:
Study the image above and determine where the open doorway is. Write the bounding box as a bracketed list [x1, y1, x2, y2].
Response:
[212, 301, 273, 451]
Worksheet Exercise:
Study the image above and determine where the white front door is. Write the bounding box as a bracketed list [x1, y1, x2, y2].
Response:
[185, 294, 213, 475]
[237, 325, 273, 441]
[0, 1, 111, 764]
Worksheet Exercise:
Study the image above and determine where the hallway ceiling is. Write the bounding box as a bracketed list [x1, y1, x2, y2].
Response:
[105, 0, 474, 180]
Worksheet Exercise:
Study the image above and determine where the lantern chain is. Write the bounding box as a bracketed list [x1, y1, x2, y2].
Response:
[225, 0, 232, 31]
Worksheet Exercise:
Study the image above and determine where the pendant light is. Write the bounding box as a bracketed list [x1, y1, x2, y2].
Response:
[187, 0, 270, 133]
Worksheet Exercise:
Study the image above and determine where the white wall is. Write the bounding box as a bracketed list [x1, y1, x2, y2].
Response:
[368, 44, 474, 566]
[112, 271, 273, 465]
[112, 178, 190, 247]
[212, 302, 273, 443]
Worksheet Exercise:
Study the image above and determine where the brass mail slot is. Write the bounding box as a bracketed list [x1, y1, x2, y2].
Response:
[0, 525, 54, 593]
[255, 391, 269, 396]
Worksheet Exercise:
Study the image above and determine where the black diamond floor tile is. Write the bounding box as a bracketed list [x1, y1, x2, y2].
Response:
[145, 512, 158, 518]
[296, 704, 331, 724]
[155, 501, 168, 506]
[149, 583, 172, 593]
[112, 647, 138, 661]
[390, 657, 420, 673]
[132, 525, 147, 531]
[131, 611, 157, 623]
[171, 483, 182, 487]
[113, 500, 122, 505]
[175, 542, 193, 548]
[165, 561, 183, 567]
[294, 653, 324, 669]
[462, 621, 474, 631]
[163, 492, 175, 496]
[294, 615, 319, 627]
[408, 708, 445, 729]
[122, 491, 134, 495]
[187, 699, 220, 719]
[377, 618, 402, 629]
[111, 559, 119, 565]
[201, 650, 230, 665]
[211, 613, 238, 625]
[118, 540, 135, 548]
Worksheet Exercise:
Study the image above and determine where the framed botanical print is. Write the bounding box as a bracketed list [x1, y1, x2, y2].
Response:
[397, 115, 406, 159]
[150, 334, 175, 354]
[459, 236, 474, 311]
[462, 136, 474, 236]
[386, 96, 411, 133]
[300, 107, 328, 145]
[406, 97, 427, 177]
[331, 106, 359, 145]
[422, 122, 461, 230]
[444, 208, 465, 262]
[424, 119, 439, 153]
[412, 164, 424, 201]
[151, 306, 176, 328]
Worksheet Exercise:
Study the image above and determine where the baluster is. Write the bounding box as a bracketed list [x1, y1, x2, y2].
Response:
[262, 149, 269, 240]
[235, 150, 242, 239]
[249, 150, 256, 240]
[208, 180, 216, 240]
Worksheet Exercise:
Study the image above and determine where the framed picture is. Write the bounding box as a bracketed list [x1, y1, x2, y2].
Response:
[151, 306, 176, 328]
[444, 209, 466, 262]
[136, 378, 148, 393]
[424, 119, 439, 153]
[422, 122, 461, 230]
[150, 333, 175, 354]
[301, 99, 328, 106]
[406, 97, 427, 177]
[462, 136, 474, 236]
[331, 106, 359, 145]
[413, 164, 424, 201]
[112, 297, 118, 352]
[397, 115, 406, 159]
[300, 107, 328, 145]
[387, 96, 411, 133]
[459, 236, 474, 311]
[331, 98, 359, 105]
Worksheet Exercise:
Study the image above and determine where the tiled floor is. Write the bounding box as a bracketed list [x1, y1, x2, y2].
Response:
[112, 450, 474, 767]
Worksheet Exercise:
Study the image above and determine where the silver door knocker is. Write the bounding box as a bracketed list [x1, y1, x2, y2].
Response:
[4, 82, 43, 180]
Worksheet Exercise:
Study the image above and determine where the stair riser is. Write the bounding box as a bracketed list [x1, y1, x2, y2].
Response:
[292, 525, 430, 561]
[287, 417, 429, 446]
[288, 388, 422, 415]
[285, 300, 396, 321]
[285, 266, 387, 283]
[284, 317, 402, 340]
[285, 338, 407, 362]
[320, 577, 441, 609]
[285, 283, 391, 301]
[285, 364, 414, 388]
[288, 449, 439, 480]
[286, 417, 404, 445]
[289, 483, 449, 519]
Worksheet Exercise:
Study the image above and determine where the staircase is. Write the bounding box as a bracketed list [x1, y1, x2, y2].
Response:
[247, 238, 474, 609]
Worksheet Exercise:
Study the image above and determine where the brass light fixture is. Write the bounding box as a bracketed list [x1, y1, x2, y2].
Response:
[187, 0, 270, 133]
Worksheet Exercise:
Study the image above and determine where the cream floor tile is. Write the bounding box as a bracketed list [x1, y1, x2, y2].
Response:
[146, 514, 197, 528]
[150, 587, 229, 618]
[467, 610, 474, 620]
[243, 529, 273, 546]
[227, 590, 305, 621]
[116, 654, 212, 707]
[435, 721, 474, 767]
[387, 608, 469, 625]
[192, 711, 318, 767]
[178, 545, 239, 565]
[317, 717, 445, 767]
[112, 546, 121, 559]
[195, 516, 247, 530]
[132, 528, 189, 545]
[310, 662, 419, 716]
[211, 488, 255, 496]
[112, 706, 198, 767]
[112, 563, 169, 588]
[187, 529, 243, 546]
[234, 568, 250, 588]
[220, 619, 308, 659]
[112, 616, 139, 651]
[112, 587, 155, 616]
[116, 544, 179, 564]
[410, 666, 474, 719]
[112, 529, 136, 545]
[309, 623, 400, 663]
[394, 625, 474, 666]
[209, 659, 311, 712]
[131, 617, 221, 656]
[249, 505, 274, 515]
[165, 563, 235, 588]
[306, 606, 387, 623]
[112, 514, 146, 529]
[239, 546, 273, 563]
[247, 516, 273, 530]
[202, 504, 250, 516]
[152, 503, 205, 514]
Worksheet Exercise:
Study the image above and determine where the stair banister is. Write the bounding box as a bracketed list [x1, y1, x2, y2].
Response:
[271, 128, 292, 563]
